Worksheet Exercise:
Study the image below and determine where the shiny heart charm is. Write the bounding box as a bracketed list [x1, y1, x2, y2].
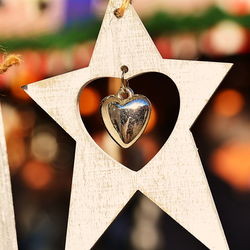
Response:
[101, 87, 151, 148]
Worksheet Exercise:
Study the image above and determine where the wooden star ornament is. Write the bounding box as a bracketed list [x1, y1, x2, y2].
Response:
[23, 0, 232, 249]
[0, 106, 18, 250]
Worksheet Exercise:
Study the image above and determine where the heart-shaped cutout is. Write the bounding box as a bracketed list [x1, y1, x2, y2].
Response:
[79, 72, 180, 171]
[101, 91, 151, 148]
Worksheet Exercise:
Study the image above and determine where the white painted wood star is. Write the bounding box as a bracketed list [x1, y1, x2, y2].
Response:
[24, 0, 232, 249]
[0, 106, 18, 250]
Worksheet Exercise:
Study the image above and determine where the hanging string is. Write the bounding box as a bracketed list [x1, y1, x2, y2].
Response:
[114, 0, 131, 18]
[0, 54, 21, 74]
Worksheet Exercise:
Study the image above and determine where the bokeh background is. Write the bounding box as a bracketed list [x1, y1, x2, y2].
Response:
[1, 0, 250, 249]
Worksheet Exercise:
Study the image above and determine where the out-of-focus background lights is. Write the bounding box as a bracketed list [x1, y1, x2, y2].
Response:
[1, 0, 250, 249]
[213, 89, 245, 117]
[211, 141, 250, 191]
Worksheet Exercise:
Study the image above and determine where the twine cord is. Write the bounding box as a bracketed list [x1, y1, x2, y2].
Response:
[0, 54, 21, 74]
[114, 0, 131, 18]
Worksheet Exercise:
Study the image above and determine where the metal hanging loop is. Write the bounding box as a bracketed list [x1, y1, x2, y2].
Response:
[121, 65, 129, 89]
[117, 65, 133, 99]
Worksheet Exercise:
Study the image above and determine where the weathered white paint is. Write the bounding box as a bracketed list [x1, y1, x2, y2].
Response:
[0, 105, 18, 250]
[24, 0, 232, 249]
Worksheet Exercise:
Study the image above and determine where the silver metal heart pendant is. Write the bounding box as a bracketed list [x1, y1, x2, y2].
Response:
[100, 66, 151, 148]
[101, 88, 151, 148]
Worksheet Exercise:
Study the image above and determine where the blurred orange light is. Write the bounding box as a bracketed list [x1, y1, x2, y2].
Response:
[154, 37, 172, 59]
[21, 161, 53, 190]
[79, 87, 100, 116]
[138, 136, 159, 162]
[10, 70, 41, 101]
[7, 137, 26, 174]
[230, 0, 250, 15]
[145, 105, 157, 134]
[213, 89, 244, 117]
[211, 142, 250, 191]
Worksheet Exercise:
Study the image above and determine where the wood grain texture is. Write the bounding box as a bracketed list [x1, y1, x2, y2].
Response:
[0, 105, 18, 250]
[24, 0, 232, 249]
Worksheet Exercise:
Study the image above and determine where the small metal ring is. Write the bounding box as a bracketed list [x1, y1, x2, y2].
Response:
[117, 87, 134, 100]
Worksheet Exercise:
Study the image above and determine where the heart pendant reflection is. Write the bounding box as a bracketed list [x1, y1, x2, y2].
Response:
[101, 88, 151, 148]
